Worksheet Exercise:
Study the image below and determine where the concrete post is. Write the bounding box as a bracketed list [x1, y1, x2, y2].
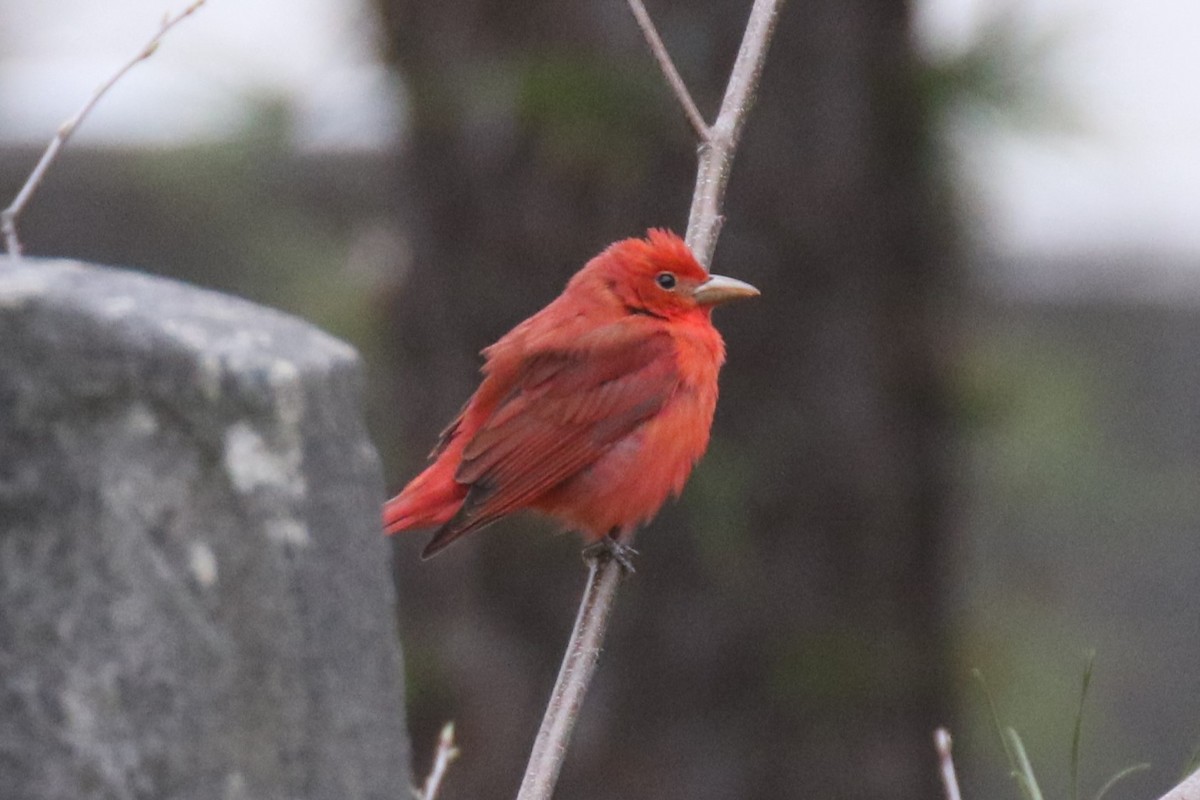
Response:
[0, 259, 409, 800]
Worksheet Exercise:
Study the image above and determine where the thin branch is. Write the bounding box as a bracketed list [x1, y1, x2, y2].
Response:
[935, 728, 964, 800]
[414, 722, 461, 800]
[514, 3, 784, 798]
[0, 0, 207, 258]
[625, 0, 710, 142]
[515, 553, 624, 800]
[686, 0, 785, 268]
[1157, 767, 1200, 800]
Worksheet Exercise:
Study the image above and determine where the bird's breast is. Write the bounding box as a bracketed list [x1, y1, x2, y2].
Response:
[533, 357, 720, 539]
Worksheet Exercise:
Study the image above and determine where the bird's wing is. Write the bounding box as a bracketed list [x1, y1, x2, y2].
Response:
[422, 324, 678, 556]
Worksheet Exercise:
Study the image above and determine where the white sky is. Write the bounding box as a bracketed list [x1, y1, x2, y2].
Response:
[1, 0, 1197, 265]
[0, 0, 401, 149]
[915, 0, 1200, 262]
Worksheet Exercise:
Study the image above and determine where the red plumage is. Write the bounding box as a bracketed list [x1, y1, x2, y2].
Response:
[384, 229, 758, 558]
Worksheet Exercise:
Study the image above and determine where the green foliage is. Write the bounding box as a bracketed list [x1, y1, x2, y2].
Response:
[686, 438, 753, 581]
[770, 629, 886, 706]
[955, 331, 1104, 500]
[121, 95, 387, 351]
[918, 9, 1082, 135]
[515, 51, 676, 182]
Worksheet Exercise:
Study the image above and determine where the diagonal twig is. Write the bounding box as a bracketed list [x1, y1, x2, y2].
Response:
[515, 553, 623, 800]
[1, 0, 207, 258]
[686, 0, 785, 268]
[935, 728, 964, 800]
[514, 3, 785, 799]
[625, 0, 710, 141]
[414, 722, 461, 800]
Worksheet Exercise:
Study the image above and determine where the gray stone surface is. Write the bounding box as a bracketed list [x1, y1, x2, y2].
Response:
[0, 259, 409, 800]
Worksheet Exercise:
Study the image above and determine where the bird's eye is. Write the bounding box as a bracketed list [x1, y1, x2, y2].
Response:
[655, 272, 677, 290]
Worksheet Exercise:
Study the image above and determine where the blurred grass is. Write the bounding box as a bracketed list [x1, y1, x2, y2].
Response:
[974, 662, 1149, 800]
[952, 305, 1200, 799]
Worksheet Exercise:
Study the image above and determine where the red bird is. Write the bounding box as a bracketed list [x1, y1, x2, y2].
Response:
[384, 229, 758, 559]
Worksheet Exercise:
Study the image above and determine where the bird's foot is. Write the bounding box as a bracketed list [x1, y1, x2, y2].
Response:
[582, 534, 638, 574]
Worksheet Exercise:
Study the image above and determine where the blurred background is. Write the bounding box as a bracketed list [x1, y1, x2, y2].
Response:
[2, 0, 1198, 798]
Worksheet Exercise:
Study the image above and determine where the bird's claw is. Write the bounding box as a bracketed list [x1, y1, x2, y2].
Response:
[582, 535, 638, 573]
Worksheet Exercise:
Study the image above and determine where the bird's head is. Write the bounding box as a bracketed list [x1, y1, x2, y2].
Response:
[579, 228, 759, 321]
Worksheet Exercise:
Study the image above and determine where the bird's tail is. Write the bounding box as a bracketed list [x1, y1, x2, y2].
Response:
[382, 461, 465, 536]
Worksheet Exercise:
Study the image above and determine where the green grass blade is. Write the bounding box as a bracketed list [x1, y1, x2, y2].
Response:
[1007, 727, 1045, 800]
[1071, 650, 1097, 800]
[1091, 763, 1150, 800]
[975, 668, 1017, 770]
[1012, 772, 1038, 800]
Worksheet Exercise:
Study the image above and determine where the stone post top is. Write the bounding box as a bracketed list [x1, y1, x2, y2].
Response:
[0, 257, 360, 372]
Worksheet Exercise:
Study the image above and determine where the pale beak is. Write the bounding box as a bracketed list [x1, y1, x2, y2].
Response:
[693, 274, 760, 306]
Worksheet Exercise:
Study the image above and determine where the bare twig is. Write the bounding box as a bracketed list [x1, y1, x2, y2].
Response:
[686, 0, 785, 268]
[1158, 767, 1200, 800]
[514, 4, 784, 799]
[935, 728, 964, 800]
[0, 0, 207, 258]
[515, 554, 623, 800]
[414, 722, 460, 800]
[625, 0, 710, 141]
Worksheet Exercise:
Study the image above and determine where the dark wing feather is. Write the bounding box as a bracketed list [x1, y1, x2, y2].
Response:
[421, 326, 678, 557]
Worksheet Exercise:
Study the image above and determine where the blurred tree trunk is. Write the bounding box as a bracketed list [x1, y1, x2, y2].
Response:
[372, 1, 955, 798]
